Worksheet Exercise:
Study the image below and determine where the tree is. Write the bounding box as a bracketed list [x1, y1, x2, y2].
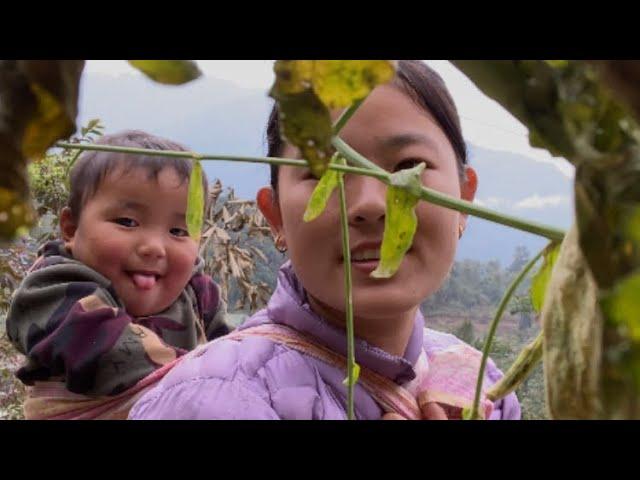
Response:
[509, 294, 535, 332]
[507, 245, 531, 275]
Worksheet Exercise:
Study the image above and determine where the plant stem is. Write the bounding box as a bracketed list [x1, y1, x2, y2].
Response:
[332, 136, 566, 242]
[469, 247, 546, 419]
[57, 140, 565, 242]
[333, 98, 365, 135]
[54, 141, 388, 181]
[415, 185, 565, 242]
[338, 167, 356, 420]
[486, 331, 543, 402]
[63, 148, 83, 188]
[55, 142, 310, 168]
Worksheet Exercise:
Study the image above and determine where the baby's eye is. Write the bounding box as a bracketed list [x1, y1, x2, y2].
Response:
[114, 217, 138, 228]
[394, 158, 430, 173]
[170, 227, 189, 238]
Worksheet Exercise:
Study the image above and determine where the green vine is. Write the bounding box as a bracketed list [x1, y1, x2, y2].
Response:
[467, 246, 547, 419]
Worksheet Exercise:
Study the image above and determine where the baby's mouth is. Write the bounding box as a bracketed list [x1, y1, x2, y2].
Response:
[126, 271, 161, 290]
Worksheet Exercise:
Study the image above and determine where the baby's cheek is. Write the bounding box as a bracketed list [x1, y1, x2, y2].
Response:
[167, 245, 198, 285]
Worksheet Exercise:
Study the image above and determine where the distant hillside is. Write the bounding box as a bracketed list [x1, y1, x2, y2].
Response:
[78, 71, 573, 264]
[459, 143, 573, 263]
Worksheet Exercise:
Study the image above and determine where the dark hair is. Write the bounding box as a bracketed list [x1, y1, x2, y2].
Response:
[265, 60, 467, 194]
[67, 130, 208, 221]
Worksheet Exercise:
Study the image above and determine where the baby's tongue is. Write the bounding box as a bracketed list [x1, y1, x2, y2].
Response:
[131, 273, 156, 289]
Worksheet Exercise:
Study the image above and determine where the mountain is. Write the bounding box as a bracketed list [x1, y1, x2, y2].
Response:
[459, 144, 573, 263]
[78, 71, 574, 264]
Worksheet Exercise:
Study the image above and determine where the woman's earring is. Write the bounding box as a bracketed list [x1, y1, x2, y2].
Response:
[458, 224, 465, 239]
[274, 233, 288, 253]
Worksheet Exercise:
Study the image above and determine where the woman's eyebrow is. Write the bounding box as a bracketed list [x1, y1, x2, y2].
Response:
[381, 133, 440, 152]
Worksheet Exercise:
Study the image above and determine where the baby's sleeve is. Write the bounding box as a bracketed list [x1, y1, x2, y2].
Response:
[188, 273, 232, 340]
[5, 262, 183, 396]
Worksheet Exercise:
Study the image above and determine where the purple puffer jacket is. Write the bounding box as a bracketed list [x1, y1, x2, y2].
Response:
[130, 262, 521, 420]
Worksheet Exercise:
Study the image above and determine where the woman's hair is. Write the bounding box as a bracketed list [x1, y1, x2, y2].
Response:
[265, 60, 467, 195]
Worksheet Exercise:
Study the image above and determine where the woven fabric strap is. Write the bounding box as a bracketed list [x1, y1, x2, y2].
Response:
[24, 323, 492, 420]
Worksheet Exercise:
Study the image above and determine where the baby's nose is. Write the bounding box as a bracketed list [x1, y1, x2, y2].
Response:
[137, 237, 166, 258]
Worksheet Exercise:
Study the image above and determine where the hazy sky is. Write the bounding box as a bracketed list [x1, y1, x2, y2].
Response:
[85, 60, 574, 178]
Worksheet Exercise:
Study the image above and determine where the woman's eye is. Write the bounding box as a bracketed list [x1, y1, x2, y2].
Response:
[170, 227, 189, 238]
[394, 158, 428, 172]
[114, 217, 138, 227]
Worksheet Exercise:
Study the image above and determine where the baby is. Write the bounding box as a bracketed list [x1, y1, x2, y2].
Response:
[6, 130, 230, 401]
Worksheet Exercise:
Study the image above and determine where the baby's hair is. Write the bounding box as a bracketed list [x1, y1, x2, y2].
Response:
[67, 130, 209, 222]
[265, 60, 467, 196]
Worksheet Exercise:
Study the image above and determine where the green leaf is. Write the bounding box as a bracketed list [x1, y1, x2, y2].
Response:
[625, 205, 640, 246]
[312, 60, 396, 109]
[128, 60, 201, 85]
[342, 362, 360, 386]
[186, 160, 204, 241]
[601, 271, 640, 342]
[371, 163, 425, 279]
[530, 242, 561, 313]
[303, 155, 345, 222]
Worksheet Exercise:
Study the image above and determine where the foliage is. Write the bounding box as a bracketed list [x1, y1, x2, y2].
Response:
[454, 60, 640, 418]
[3, 59, 640, 419]
[199, 181, 274, 312]
[0, 60, 85, 241]
[128, 61, 201, 85]
[269, 60, 396, 177]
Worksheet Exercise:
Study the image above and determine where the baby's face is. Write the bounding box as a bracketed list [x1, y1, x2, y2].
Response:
[63, 166, 199, 317]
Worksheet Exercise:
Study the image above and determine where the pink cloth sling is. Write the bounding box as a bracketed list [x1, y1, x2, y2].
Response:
[23, 324, 493, 420]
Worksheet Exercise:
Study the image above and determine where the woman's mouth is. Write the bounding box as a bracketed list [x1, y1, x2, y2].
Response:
[343, 245, 413, 275]
[349, 248, 380, 274]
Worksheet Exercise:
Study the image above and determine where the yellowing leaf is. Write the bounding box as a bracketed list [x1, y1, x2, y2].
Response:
[0, 60, 83, 241]
[269, 86, 333, 177]
[371, 164, 425, 278]
[601, 271, 640, 342]
[312, 60, 396, 109]
[530, 242, 561, 313]
[303, 155, 345, 222]
[546, 60, 569, 69]
[342, 363, 361, 386]
[0, 187, 35, 241]
[272, 60, 314, 94]
[22, 83, 75, 159]
[186, 160, 204, 241]
[128, 60, 201, 85]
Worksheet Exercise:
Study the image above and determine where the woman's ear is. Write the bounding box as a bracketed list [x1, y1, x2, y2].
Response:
[59, 207, 77, 250]
[256, 186, 284, 237]
[460, 166, 479, 228]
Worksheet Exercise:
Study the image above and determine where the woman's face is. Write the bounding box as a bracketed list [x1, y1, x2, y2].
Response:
[259, 84, 477, 322]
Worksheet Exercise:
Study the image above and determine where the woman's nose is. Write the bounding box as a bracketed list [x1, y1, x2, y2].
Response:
[346, 175, 387, 225]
